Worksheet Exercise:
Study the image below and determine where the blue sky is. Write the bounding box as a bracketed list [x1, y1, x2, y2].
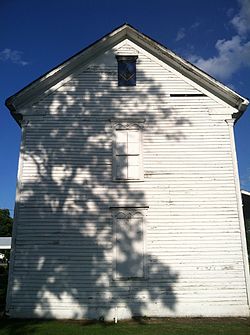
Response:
[1, 0, 250, 214]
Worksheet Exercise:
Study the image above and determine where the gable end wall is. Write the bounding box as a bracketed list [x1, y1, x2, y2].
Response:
[7, 40, 250, 319]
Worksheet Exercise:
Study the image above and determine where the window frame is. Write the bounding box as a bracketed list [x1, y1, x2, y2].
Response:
[111, 207, 148, 281]
[111, 119, 145, 182]
[116, 55, 138, 87]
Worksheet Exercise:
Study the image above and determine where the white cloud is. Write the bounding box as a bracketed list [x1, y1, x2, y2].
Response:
[226, 7, 234, 18]
[175, 22, 200, 42]
[231, 0, 250, 36]
[0, 48, 28, 66]
[190, 21, 200, 30]
[189, 36, 250, 80]
[175, 28, 186, 42]
[188, 0, 250, 81]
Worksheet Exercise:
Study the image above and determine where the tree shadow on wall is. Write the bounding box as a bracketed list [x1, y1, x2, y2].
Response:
[7, 50, 192, 320]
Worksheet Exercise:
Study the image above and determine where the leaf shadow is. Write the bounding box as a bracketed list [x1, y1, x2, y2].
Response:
[7, 45, 193, 320]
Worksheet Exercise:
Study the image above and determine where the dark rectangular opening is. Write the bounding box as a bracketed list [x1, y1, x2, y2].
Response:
[116, 55, 138, 87]
[170, 93, 206, 97]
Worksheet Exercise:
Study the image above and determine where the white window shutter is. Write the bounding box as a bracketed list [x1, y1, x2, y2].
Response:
[116, 156, 128, 179]
[128, 130, 140, 142]
[116, 130, 127, 143]
[114, 211, 144, 279]
[127, 130, 140, 155]
[116, 130, 128, 155]
[127, 156, 140, 179]
[113, 124, 144, 181]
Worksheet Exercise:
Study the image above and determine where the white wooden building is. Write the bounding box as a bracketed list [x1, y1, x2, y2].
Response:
[0, 237, 11, 262]
[5, 24, 250, 320]
[0, 237, 12, 250]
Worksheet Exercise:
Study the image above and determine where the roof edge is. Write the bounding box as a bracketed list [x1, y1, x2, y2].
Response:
[5, 23, 130, 126]
[6, 23, 249, 125]
[241, 190, 250, 197]
[125, 25, 249, 121]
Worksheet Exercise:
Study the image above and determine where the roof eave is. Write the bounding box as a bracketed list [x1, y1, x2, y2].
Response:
[6, 23, 249, 126]
[5, 99, 22, 127]
[5, 23, 130, 126]
[126, 26, 249, 121]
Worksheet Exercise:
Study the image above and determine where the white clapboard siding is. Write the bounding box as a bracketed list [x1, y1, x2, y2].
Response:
[8, 38, 249, 319]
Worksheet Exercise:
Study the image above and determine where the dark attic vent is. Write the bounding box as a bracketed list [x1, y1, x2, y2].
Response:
[170, 93, 206, 97]
[116, 55, 138, 87]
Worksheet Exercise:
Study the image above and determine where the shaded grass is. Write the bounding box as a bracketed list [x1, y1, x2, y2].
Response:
[0, 318, 250, 335]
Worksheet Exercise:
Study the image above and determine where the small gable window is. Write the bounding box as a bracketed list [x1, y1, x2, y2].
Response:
[116, 56, 138, 86]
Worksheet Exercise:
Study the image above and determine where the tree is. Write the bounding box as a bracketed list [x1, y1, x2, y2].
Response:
[0, 209, 13, 263]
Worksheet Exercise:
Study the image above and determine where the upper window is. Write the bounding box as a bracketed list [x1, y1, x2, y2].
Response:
[112, 121, 144, 181]
[116, 56, 138, 86]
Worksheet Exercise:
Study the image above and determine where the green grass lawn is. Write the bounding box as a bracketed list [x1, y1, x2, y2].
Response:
[0, 318, 249, 335]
